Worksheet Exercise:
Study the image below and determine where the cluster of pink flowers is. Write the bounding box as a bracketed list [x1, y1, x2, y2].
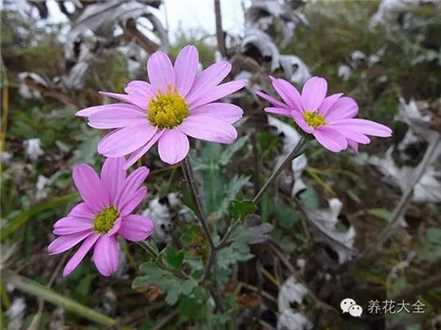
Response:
[49, 45, 391, 277]
[50, 45, 246, 276]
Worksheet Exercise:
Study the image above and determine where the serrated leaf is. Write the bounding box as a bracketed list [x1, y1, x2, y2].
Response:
[133, 262, 197, 306]
[216, 223, 261, 273]
[229, 200, 257, 220]
[244, 223, 274, 244]
[194, 140, 250, 217]
[181, 280, 196, 295]
[219, 136, 248, 166]
[165, 246, 184, 269]
[218, 176, 250, 215]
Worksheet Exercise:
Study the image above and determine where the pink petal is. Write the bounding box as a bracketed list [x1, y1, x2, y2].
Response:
[189, 80, 246, 109]
[301, 76, 327, 111]
[68, 203, 95, 220]
[99, 92, 147, 110]
[100, 157, 126, 203]
[264, 107, 292, 118]
[119, 215, 155, 242]
[119, 187, 147, 216]
[324, 97, 359, 122]
[158, 129, 190, 164]
[270, 77, 303, 111]
[48, 230, 94, 255]
[125, 80, 150, 91]
[98, 123, 157, 157]
[124, 80, 154, 99]
[73, 164, 108, 212]
[147, 51, 175, 93]
[53, 217, 93, 235]
[107, 217, 122, 236]
[256, 90, 287, 108]
[76, 104, 138, 118]
[179, 115, 237, 144]
[318, 93, 343, 117]
[330, 119, 392, 137]
[190, 103, 243, 124]
[186, 61, 232, 104]
[291, 110, 314, 134]
[125, 130, 165, 168]
[63, 234, 100, 277]
[88, 105, 146, 129]
[348, 140, 359, 152]
[116, 166, 149, 209]
[329, 124, 371, 144]
[93, 235, 120, 277]
[312, 126, 348, 152]
[174, 45, 199, 97]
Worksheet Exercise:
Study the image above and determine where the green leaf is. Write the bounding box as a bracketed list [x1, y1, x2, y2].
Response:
[219, 136, 248, 166]
[133, 262, 197, 306]
[367, 208, 393, 222]
[165, 246, 185, 269]
[228, 200, 257, 220]
[299, 185, 319, 209]
[71, 130, 100, 164]
[1, 193, 79, 241]
[417, 227, 441, 262]
[177, 287, 210, 321]
[426, 228, 441, 245]
[216, 223, 256, 280]
[274, 203, 299, 229]
[216, 176, 250, 216]
[193, 140, 249, 216]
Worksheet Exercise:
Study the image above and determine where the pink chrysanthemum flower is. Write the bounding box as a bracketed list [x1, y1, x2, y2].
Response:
[257, 76, 392, 152]
[48, 157, 154, 277]
[76, 45, 246, 166]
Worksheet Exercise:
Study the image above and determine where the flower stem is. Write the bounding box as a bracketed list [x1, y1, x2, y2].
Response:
[139, 241, 159, 259]
[216, 220, 241, 250]
[181, 157, 216, 271]
[252, 136, 307, 203]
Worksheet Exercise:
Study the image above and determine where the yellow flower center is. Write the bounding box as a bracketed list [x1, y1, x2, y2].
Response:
[303, 111, 326, 128]
[148, 92, 189, 129]
[94, 207, 119, 233]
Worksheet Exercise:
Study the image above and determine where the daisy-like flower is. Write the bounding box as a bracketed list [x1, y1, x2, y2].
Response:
[257, 76, 392, 152]
[48, 157, 154, 277]
[76, 45, 246, 166]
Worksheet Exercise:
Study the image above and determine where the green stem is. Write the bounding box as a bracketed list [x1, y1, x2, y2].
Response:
[181, 157, 223, 310]
[216, 220, 241, 250]
[181, 158, 216, 281]
[140, 241, 159, 259]
[181, 157, 215, 252]
[252, 137, 307, 203]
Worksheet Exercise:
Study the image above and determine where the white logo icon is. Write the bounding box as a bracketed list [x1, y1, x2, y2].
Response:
[349, 304, 363, 317]
[340, 298, 356, 313]
[340, 298, 363, 317]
